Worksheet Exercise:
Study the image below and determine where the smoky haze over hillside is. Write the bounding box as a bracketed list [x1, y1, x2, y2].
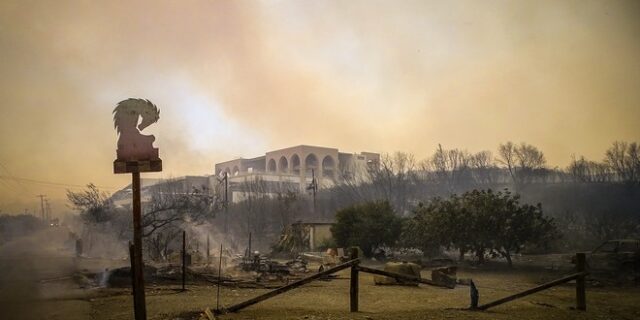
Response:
[1, 0, 640, 213]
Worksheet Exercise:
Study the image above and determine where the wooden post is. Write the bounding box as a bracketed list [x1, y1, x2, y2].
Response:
[216, 243, 223, 310]
[207, 235, 210, 264]
[131, 171, 147, 320]
[576, 252, 586, 311]
[182, 230, 186, 291]
[470, 279, 479, 309]
[350, 247, 359, 312]
[113, 99, 162, 320]
[129, 241, 136, 296]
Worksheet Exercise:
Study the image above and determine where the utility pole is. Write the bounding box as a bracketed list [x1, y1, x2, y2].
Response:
[45, 199, 51, 222]
[224, 172, 228, 232]
[36, 194, 46, 221]
[306, 169, 317, 213]
[218, 172, 229, 233]
[248, 232, 252, 259]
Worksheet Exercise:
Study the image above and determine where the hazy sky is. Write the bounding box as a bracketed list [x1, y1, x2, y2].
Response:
[0, 0, 639, 213]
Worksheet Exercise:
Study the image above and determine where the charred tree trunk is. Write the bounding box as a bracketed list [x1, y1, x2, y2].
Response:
[476, 249, 485, 264]
[502, 249, 513, 268]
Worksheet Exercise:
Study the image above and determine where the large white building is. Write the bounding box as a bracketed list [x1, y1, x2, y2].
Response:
[111, 175, 211, 208]
[111, 145, 380, 206]
[214, 145, 379, 202]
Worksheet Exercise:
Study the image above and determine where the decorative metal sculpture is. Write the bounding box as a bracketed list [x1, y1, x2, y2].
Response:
[113, 98, 160, 160]
[113, 98, 162, 173]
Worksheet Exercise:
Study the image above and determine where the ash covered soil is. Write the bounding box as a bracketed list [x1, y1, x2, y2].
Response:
[2, 228, 640, 320]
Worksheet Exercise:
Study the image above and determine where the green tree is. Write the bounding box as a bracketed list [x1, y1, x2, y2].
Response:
[403, 196, 470, 259]
[461, 189, 558, 266]
[331, 200, 403, 257]
[488, 191, 559, 267]
[459, 190, 500, 264]
[403, 189, 559, 267]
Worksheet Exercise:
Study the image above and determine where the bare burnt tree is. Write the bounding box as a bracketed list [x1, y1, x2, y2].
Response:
[275, 190, 299, 229]
[236, 176, 275, 249]
[605, 141, 640, 185]
[515, 143, 547, 183]
[366, 152, 420, 215]
[331, 158, 372, 205]
[568, 155, 612, 183]
[469, 150, 498, 185]
[142, 180, 219, 237]
[146, 225, 181, 261]
[427, 144, 472, 191]
[67, 183, 114, 224]
[330, 152, 419, 216]
[67, 184, 128, 253]
[498, 142, 547, 185]
[498, 141, 518, 184]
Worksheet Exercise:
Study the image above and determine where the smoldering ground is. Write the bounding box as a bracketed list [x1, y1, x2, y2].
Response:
[0, 226, 78, 319]
[0, 218, 130, 320]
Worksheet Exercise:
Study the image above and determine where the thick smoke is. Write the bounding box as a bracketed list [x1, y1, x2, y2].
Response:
[0, 0, 639, 212]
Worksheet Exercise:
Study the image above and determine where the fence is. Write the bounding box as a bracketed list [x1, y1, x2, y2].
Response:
[212, 251, 588, 315]
[472, 252, 588, 311]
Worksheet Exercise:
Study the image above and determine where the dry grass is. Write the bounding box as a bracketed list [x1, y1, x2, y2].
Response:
[80, 266, 640, 320]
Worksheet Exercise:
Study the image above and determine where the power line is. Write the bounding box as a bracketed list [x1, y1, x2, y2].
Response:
[0, 175, 118, 190]
[0, 162, 32, 194]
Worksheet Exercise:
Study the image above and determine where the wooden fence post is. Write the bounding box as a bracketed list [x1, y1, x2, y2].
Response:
[129, 242, 136, 297]
[131, 171, 147, 320]
[182, 230, 186, 291]
[470, 279, 479, 309]
[350, 247, 359, 312]
[576, 252, 586, 311]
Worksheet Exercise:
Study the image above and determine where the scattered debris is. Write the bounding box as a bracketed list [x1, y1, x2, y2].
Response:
[272, 224, 310, 255]
[531, 301, 556, 308]
[286, 256, 309, 273]
[203, 307, 216, 320]
[104, 265, 157, 287]
[431, 266, 457, 288]
[300, 252, 323, 263]
[374, 262, 421, 286]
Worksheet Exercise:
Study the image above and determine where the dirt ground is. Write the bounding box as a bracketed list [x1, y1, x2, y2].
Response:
[4, 263, 640, 320]
[2, 229, 640, 320]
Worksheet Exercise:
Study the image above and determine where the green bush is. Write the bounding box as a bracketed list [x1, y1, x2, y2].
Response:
[403, 189, 559, 266]
[331, 200, 403, 257]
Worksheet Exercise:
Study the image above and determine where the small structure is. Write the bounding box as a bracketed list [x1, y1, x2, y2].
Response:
[273, 222, 335, 254]
[293, 222, 334, 251]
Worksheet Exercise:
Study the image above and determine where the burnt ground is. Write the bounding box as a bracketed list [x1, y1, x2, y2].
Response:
[1, 228, 639, 320]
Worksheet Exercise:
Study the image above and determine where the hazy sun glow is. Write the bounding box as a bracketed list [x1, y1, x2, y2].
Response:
[0, 0, 638, 212]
